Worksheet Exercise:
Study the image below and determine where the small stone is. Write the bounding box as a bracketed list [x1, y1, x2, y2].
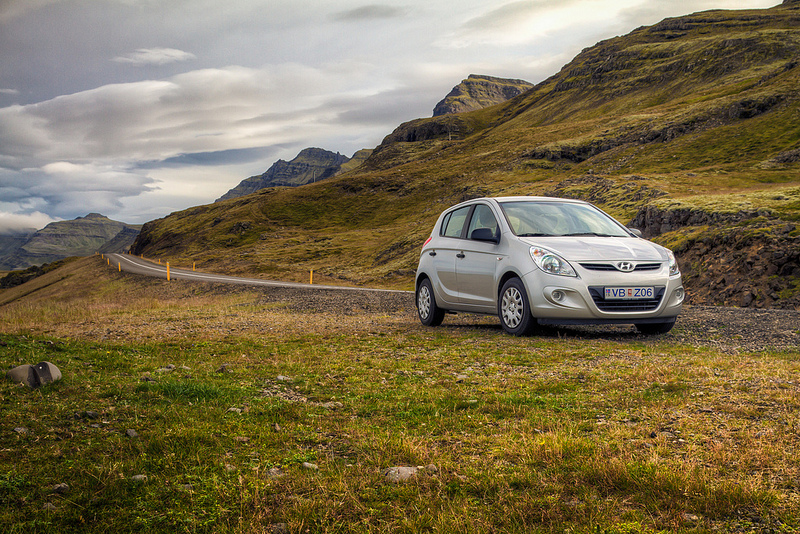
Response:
[276, 375, 292, 382]
[51, 483, 69, 494]
[455, 374, 468, 382]
[43, 502, 57, 512]
[319, 401, 343, 410]
[216, 364, 230, 373]
[83, 411, 99, 420]
[131, 474, 147, 483]
[384, 466, 418, 483]
[125, 429, 139, 439]
[267, 467, 285, 478]
[424, 464, 439, 474]
[7, 361, 61, 388]
[270, 523, 289, 534]
[233, 436, 249, 443]
[13, 427, 29, 435]
[301, 462, 318, 471]
[682, 512, 701, 522]
[227, 407, 242, 414]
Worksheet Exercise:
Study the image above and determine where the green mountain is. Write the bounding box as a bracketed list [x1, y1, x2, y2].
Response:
[132, 1, 800, 309]
[433, 74, 534, 116]
[216, 148, 356, 202]
[1, 214, 141, 270]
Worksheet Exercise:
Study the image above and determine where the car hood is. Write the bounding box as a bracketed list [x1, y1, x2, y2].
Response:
[520, 236, 668, 262]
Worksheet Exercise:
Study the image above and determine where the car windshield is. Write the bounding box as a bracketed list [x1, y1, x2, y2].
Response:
[499, 200, 631, 237]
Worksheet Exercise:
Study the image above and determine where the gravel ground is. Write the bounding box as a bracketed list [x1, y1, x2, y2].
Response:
[256, 286, 800, 353]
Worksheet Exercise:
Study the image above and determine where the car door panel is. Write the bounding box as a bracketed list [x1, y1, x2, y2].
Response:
[456, 243, 502, 310]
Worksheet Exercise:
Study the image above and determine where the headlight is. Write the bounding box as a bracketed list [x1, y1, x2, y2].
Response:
[667, 250, 680, 276]
[530, 246, 577, 277]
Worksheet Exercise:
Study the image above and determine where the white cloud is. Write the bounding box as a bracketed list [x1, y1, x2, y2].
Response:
[0, 210, 57, 233]
[112, 47, 197, 66]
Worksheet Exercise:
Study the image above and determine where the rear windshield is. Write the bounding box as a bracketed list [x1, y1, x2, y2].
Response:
[499, 201, 630, 237]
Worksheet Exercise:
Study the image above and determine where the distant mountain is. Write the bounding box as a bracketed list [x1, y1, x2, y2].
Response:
[432, 74, 533, 116]
[335, 148, 373, 176]
[0, 230, 36, 265]
[0, 213, 141, 270]
[216, 148, 368, 202]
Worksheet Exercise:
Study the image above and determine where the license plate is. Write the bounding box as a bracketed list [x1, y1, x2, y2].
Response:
[604, 286, 654, 300]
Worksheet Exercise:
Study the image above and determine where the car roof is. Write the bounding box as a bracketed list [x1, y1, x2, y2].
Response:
[450, 196, 589, 209]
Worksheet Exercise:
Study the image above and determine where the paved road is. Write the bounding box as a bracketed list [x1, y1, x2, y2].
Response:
[106, 253, 410, 294]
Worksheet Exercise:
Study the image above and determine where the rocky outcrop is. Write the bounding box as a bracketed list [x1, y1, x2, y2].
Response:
[433, 75, 533, 116]
[629, 205, 774, 238]
[630, 205, 799, 310]
[216, 148, 352, 202]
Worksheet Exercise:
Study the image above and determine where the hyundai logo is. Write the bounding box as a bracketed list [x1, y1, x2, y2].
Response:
[616, 261, 635, 272]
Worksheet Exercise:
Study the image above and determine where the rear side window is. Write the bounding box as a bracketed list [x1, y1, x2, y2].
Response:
[441, 206, 471, 238]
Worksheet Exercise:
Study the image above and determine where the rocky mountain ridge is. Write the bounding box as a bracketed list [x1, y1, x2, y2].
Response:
[216, 148, 369, 202]
[0, 214, 141, 271]
[432, 74, 533, 116]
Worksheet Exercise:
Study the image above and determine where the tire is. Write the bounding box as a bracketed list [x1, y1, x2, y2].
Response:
[498, 278, 537, 336]
[635, 320, 675, 335]
[416, 278, 445, 327]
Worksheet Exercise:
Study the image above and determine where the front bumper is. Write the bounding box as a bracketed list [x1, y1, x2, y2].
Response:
[523, 271, 684, 325]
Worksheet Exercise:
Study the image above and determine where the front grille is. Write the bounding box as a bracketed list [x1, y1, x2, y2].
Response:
[589, 286, 665, 312]
[633, 263, 662, 271]
[579, 263, 616, 271]
[579, 262, 663, 272]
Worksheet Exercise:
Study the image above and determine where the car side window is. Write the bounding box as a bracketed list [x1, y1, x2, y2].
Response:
[467, 204, 498, 240]
[441, 206, 471, 238]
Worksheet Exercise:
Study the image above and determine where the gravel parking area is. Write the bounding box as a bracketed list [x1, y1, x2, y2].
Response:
[255, 286, 800, 354]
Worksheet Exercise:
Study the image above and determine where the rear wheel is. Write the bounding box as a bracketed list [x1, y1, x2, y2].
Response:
[498, 278, 537, 336]
[417, 278, 445, 327]
[635, 320, 675, 335]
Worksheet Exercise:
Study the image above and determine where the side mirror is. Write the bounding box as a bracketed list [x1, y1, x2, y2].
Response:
[628, 228, 643, 238]
[470, 228, 500, 243]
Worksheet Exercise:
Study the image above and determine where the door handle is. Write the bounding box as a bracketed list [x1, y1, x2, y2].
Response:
[456, 253, 465, 259]
[428, 251, 436, 256]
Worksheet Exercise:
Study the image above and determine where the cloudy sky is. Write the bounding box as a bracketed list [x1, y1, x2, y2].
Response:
[0, 0, 779, 233]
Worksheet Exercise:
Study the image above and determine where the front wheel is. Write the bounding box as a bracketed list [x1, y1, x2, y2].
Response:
[417, 278, 445, 327]
[498, 278, 537, 336]
[635, 320, 676, 335]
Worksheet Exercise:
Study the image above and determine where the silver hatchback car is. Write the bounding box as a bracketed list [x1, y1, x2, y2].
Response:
[415, 196, 684, 335]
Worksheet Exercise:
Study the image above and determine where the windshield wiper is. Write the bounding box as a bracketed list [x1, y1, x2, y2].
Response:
[517, 232, 552, 237]
[561, 232, 617, 237]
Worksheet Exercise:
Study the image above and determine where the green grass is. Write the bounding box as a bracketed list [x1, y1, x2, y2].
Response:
[2, 324, 798, 533]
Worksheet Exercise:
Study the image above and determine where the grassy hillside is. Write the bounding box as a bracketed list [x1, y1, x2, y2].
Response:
[132, 2, 800, 308]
